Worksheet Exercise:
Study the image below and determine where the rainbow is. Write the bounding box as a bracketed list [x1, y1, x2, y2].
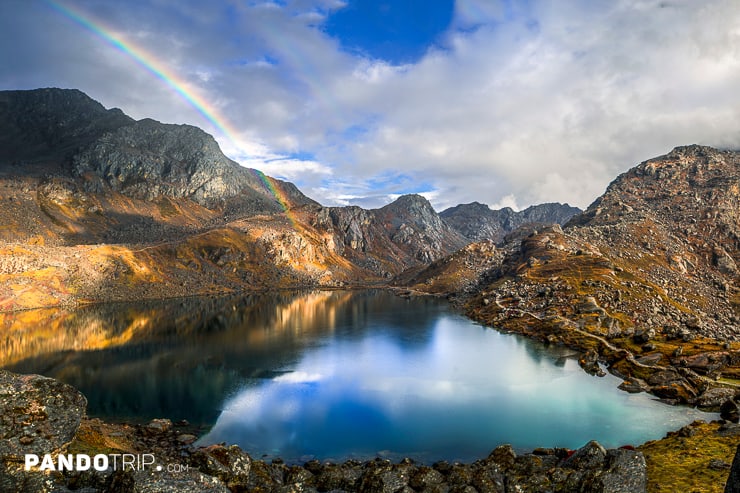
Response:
[252, 169, 302, 229]
[44, 0, 302, 226]
[44, 0, 245, 150]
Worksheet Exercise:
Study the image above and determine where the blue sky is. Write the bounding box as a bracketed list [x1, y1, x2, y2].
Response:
[323, 1, 455, 63]
[2, 1, 740, 210]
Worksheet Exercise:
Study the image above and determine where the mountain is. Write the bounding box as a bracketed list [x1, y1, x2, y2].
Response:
[441, 201, 581, 242]
[0, 88, 466, 309]
[310, 194, 468, 278]
[411, 144, 740, 407]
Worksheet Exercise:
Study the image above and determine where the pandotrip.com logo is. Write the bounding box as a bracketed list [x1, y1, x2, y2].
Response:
[24, 453, 189, 473]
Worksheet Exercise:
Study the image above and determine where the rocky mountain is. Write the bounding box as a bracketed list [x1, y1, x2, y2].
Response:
[1, 88, 316, 217]
[309, 194, 468, 278]
[0, 88, 466, 309]
[441, 201, 581, 242]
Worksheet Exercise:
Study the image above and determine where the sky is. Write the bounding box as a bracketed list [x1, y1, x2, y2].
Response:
[2, 0, 740, 211]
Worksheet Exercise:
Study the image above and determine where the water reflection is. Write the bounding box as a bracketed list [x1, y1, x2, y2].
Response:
[1, 290, 713, 463]
[1, 290, 442, 423]
[200, 313, 711, 462]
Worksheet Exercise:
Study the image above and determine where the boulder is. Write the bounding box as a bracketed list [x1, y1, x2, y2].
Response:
[121, 469, 230, 493]
[0, 370, 87, 460]
[188, 444, 252, 488]
[590, 448, 647, 493]
[564, 441, 607, 471]
[618, 378, 649, 394]
[0, 370, 87, 492]
[721, 399, 740, 423]
[696, 387, 737, 410]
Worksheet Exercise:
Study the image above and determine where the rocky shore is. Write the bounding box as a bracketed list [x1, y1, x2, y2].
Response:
[3, 369, 740, 492]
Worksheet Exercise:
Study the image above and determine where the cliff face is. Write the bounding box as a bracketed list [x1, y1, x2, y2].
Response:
[441, 201, 581, 243]
[72, 118, 317, 214]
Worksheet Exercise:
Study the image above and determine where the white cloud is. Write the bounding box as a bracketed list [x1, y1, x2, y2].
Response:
[3, 0, 740, 211]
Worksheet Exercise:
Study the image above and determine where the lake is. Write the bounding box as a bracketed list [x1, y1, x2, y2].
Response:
[1, 289, 711, 463]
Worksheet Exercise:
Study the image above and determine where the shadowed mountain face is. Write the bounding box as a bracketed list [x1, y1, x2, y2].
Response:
[441, 201, 581, 243]
[0, 88, 469, 309]
[0, 88, 134, 172]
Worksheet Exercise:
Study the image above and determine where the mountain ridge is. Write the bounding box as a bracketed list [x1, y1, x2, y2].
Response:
[441, 201, 581, 243]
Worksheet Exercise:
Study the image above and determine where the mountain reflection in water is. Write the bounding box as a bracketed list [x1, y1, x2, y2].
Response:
[1, 290, 712, 462]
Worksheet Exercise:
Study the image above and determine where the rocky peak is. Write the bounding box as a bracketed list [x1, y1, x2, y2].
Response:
[563, 144, 740, 339]
[72, 118, 291, 212]
[574, 145, 739, 225]
[0, 88, 317, 216]
[379, 194, 446, 230]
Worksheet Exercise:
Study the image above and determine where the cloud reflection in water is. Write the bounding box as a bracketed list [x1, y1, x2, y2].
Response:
[201, 315, 712, 463]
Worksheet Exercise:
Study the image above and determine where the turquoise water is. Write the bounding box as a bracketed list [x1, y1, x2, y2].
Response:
[4, 290, 712, 463]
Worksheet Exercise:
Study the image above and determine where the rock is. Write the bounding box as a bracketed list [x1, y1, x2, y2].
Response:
[470, 463, 505, 493]
[188, 444, 251, 488]
[145, 418, 172, 434]
[709, 459, 732, 470]
[618, 378, 649, 394]
[579, 349, 606, 377]
[177, 434, 197, 445]
[686, 316, 703, 330]
[674, 351, 732, 374]
[590, 448, 647, 493]
[564, 441, 607, 470]
[359, 462, 409, 493]
[125, 469, 230, 493]
[696, 387, 737, 410]
[315, 462, 362, 491]
[718, 423, 740, 437]
[0, 370, 86, 488]
[636, 352, 660, 364]
[487, 445, 516, 469]
[409, 466, 444, 490]
[726, 444, 740, 493]
[721, 399, 740, 423]
[714, 247, 739, 276]
[646, 369, 699, 402]
[633, 328, 656, 344]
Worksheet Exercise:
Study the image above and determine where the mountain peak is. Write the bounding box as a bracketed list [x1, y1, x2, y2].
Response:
[383, 193, 434, 209]
[0, 88, 134, 168]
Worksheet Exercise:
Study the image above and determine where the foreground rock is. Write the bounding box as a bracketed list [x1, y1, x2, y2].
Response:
[64, 437, 649, 493]
[0, 370, 87, 492]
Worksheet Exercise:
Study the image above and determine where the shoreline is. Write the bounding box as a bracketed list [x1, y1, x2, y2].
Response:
[3, 373, 738, 492]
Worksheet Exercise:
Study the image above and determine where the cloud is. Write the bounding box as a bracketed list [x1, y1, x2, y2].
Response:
[3, 1, 740, 211]
[313, 0, 740, 209]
